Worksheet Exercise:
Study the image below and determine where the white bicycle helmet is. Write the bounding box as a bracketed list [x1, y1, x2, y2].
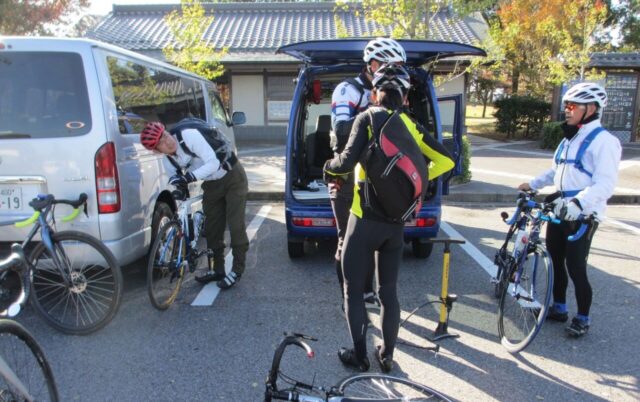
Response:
[363, 38, 406, 64]
[372, 64, 411, 93]
[562, 82, 608, 109]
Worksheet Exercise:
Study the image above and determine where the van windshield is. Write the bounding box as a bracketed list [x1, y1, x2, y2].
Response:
[0, 52, 92, 139]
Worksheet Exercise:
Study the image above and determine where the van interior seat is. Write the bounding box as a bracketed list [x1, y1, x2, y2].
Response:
[305, 114, 333, 179]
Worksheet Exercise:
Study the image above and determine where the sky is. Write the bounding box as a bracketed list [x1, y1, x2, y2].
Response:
[87, 0, 180, 16]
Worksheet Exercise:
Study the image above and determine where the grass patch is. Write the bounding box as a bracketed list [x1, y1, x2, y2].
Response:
[465, 104, 507, 141]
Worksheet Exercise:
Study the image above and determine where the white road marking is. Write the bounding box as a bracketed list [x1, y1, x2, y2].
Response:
[619, 158, 640, 171]
[606, 218, 640, 236]
[440, 221, 497, 278]
[191, 204, 272, 306]
[470, 168, 640, 194]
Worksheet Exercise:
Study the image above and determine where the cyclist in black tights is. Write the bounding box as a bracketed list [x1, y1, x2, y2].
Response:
[324, 65, 454, 372]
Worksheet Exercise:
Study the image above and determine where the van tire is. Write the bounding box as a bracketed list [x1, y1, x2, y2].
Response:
[150, 202, 174, 255]
[412, 239, 433, 259]
[288, 239, 304, 259]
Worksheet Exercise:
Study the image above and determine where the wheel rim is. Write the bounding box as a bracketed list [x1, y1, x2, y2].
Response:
[338, 374, 451, 401]
[148, 223, 185, 308]
[31, 238, 119, 332]
[498, 248, 551, 352]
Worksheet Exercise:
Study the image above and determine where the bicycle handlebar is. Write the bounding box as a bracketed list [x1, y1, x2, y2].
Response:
[265, 333, 318, 402]
[14, 193, 88, 228]
[568, 215, 594, 242]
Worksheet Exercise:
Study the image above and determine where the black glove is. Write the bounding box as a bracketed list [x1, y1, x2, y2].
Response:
[169, 172, 196, 187]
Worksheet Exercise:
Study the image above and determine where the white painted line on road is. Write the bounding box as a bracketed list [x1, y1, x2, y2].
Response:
[237, 146, 284, 156]
[440, 222, 497, 278]
[606, 218, 640, 236]
[470, 168, 640, 194]
[619, 158, 640, 171]
[191, 204, 273, 306]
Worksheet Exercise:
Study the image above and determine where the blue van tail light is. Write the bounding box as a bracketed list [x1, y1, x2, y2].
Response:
[405, 217, 436, 227]
[292, 217, 336, 227]
[95, 142, 121, 214]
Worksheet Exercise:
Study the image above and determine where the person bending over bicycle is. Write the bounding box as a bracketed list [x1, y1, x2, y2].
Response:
[141, 119, 249, 290]
[519, 82, 621, 337]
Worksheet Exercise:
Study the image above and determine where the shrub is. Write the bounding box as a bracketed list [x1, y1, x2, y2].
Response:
[540, 121, 564, 150]
[451, 135, 472, 185]
[493, 96, 551, 139]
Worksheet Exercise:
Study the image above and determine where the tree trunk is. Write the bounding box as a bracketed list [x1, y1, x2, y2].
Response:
[511, 67, 520, 95]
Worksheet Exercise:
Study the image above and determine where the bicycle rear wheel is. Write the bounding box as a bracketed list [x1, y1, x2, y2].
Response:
[29, 231, 123, 335]
[0, 319, 58, 401]
[337, 373, 452, 401]
[147, 221, 186, 310]
[498, 245, 552, 353]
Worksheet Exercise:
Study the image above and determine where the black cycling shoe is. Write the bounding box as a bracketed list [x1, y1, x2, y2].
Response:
[338, 348, 370, 372]
[566, 317, 590, 337]
[194, 271, 225, 284]
[546, 307, 569, 323]
[375, 346, 393, 373]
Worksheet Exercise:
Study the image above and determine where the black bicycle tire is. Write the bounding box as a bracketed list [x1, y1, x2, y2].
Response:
[0, 319, 59, 401]
[497, 246, 553, 353]
[337, 373, 452, 401]
[147, 220, 185, 310]
[29, 231, 123, 335]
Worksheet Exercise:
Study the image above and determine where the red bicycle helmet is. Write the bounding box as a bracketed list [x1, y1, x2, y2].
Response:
[140, 122, 165, 150]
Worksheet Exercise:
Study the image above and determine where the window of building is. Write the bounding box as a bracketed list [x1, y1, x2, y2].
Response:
[266, 75, 296, 122]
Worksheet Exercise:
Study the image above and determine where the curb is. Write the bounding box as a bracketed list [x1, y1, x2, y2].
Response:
[246, 191, 640, 204]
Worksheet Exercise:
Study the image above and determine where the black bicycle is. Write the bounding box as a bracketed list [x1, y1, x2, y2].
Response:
[264, 333, 452, 401]
[0, 245, 59, 401]
[5, 193, 123, 335]
[492, 192, 558, 352]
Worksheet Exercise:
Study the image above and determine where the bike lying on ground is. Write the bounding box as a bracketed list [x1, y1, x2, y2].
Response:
[264, 332, 452, 402]
[0, 245, 59, 401]
[4, 193, 122, 335]
[147, 191, 209, 310]
[492, 192, 557, 353]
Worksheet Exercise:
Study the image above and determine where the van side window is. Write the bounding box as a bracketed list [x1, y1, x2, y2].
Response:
[207, 86, 228, 124]
[107, 56, 207, 134]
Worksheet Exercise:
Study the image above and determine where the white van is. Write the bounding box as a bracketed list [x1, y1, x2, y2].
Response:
[0, 37, 245, 265]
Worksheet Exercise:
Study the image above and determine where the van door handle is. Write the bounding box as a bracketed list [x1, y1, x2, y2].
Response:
[125, 151, 139, 160]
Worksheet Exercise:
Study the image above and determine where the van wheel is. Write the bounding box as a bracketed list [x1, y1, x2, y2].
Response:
[288, 240, 304, 259]
[150, 202, 174, 254]
[412, 239, 433, 259]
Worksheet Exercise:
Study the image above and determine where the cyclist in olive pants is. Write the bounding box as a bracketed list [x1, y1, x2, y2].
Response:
[141, 119, 248, 290]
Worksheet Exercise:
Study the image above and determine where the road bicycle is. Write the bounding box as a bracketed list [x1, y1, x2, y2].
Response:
[264, 332, 452, 401]
[492, 192, 558, 353]
[0, 245, 59, 401]
[4, 193, 122, 335]
[147, 191, 209, 310]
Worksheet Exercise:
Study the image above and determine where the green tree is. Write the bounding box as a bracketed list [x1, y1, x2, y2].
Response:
[163, 0, 227, 80]
[0, 0, 89, 35]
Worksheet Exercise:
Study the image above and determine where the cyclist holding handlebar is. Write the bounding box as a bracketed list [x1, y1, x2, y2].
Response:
[519, 82, 621, 337]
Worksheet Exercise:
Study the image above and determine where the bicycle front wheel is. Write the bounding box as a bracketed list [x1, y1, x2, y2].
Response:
[0, 319, 59, 401]
[147, 221, 186, 310]
[337, 373, 452, 401]
[498, 245, 553, 353]
[29, 231, 123, 335]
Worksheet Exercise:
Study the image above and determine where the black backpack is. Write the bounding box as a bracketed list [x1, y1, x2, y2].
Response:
[364, 108, 428, 223]
[169, 118, 237, 171]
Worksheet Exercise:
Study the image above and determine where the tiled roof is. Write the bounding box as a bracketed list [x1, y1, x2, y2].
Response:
[87, 2, 486, 62]
[590, 52, 640, 69]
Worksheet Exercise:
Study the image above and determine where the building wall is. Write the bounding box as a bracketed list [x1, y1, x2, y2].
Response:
[232, 74, 264, 126]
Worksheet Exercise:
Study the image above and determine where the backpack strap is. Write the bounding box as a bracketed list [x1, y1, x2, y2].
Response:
[556, 126, 604, 178]
[173, 130, 197, 158]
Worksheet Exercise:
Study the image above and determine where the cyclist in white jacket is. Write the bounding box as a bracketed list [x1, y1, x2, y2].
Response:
[519, 82, 621, 337]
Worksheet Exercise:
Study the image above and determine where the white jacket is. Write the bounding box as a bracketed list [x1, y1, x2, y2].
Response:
[164, 128, 227, 181]
[529, 120, 621, 220]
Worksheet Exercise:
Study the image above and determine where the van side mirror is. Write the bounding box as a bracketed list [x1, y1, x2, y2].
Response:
[231, 111, 246, 126]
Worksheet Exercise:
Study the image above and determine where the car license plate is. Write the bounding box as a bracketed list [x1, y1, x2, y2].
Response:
[0, 186, 23, 211]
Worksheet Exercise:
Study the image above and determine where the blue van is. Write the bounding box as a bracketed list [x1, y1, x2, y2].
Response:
[277, 39, 485, 259]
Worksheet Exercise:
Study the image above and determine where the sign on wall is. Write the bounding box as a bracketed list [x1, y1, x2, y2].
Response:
[601, 74, 637, 139]
[267, 100, 292, 121]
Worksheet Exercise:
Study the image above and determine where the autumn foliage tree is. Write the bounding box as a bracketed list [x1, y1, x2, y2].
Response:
[163, 0, 227, 81]
[0, 0, 89, 35]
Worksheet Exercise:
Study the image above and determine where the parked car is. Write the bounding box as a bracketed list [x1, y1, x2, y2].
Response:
[276, 39, 485, 259]
[0, 36, 245, 265]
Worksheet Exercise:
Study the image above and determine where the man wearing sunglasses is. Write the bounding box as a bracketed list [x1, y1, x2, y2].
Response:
[518, 82, 621, 338]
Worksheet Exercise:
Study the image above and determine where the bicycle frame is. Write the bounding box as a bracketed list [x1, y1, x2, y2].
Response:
[157, 195, 205, 273]
[0, 354, 35, 402]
